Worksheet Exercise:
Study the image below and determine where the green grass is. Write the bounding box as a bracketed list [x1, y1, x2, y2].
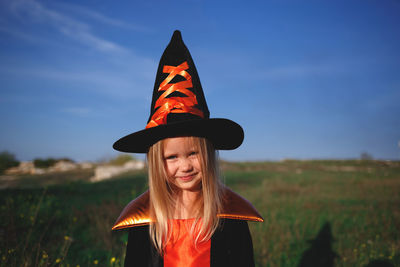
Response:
[1, 160, 399, 267]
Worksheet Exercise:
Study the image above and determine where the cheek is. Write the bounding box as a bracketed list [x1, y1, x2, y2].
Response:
[164, 161, 176, 177]
[193, 158, 202, 172]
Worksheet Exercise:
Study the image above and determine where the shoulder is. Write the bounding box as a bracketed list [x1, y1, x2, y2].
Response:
[112, 191, 151, 230]
[219, 186, 264, 222]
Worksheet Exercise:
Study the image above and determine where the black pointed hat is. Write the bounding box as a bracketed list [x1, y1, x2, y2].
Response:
[113, 30, 244, 153]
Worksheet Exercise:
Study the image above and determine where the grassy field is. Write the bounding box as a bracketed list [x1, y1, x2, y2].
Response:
[1, 160, 399, 267]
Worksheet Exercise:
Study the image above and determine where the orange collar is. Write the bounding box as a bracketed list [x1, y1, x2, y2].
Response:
[112, 187, 264, 230]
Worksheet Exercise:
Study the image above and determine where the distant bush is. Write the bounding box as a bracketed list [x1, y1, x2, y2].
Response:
[360, 152, 373, 160]
[33, 158, 57, 168]
[32, 157, 74, 169]
[0, 151, 20, 174]
[108, 154, 136, 166]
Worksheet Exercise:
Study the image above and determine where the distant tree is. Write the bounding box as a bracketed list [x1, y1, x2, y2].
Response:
[108, 154, 136, 166]
[0, 151, 20, 174]
[33, 158, 57, 168]
[360, 152, 373, 161]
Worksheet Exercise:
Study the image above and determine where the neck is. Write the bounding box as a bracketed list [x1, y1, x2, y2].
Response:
[173, 189, 202, 219]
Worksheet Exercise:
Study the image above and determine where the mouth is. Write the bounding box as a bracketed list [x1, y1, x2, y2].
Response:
[177, 173, 197, 182]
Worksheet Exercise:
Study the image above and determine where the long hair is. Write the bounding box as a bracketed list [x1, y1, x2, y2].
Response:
[147, 136, 223, 253]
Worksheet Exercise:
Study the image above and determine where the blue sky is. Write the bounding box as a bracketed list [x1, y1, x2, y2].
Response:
[0, 0, 399, 162]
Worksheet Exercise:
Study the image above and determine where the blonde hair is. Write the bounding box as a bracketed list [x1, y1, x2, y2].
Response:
[147, 136, 223, 253]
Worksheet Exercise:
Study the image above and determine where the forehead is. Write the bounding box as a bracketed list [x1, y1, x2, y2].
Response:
[162, 137, 197, 152]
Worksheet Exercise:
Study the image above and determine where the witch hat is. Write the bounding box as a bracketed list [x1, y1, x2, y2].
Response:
[113, 30, 243, 153]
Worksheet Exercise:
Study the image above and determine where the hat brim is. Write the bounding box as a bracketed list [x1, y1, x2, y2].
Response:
[113, 118, 244, 153]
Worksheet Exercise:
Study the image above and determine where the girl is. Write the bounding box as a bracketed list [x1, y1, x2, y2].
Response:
[112, 30, 263, 267]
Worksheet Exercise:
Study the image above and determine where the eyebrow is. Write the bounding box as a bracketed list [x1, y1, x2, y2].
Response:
[163, 151, 177, 157]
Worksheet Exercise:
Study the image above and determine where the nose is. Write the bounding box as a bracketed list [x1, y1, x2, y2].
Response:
[180, 158, 193, 172]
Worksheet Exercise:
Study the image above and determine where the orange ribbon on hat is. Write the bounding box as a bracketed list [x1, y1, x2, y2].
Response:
[146, 61, 204, 129]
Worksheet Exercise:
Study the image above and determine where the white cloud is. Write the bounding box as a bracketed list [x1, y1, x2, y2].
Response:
[53, 2, 152, 32]
[3, 0, 129, 54]
[0, 0, 159, 101]
[0, 65, 153, 100]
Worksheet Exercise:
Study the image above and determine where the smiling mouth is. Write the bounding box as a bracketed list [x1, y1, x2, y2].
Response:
[177, 174, 197, 181]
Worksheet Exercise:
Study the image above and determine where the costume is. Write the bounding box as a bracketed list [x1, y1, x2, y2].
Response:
[113, 187, 263, 267]
[112, 30, 263, 266]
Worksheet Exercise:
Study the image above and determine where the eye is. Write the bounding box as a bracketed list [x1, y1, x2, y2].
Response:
[164, 155, 177, 160]
[189, 151, 198, 156]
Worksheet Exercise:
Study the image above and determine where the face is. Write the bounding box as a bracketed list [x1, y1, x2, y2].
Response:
[163, 137, 202, 192]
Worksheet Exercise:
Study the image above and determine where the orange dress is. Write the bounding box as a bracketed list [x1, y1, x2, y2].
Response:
[164, 219, 211, 267]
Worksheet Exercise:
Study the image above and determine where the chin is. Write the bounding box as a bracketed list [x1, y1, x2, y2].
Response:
[175, 180, 202, 192]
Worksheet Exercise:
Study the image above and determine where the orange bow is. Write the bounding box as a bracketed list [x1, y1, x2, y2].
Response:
[146, 62, 204, 129]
